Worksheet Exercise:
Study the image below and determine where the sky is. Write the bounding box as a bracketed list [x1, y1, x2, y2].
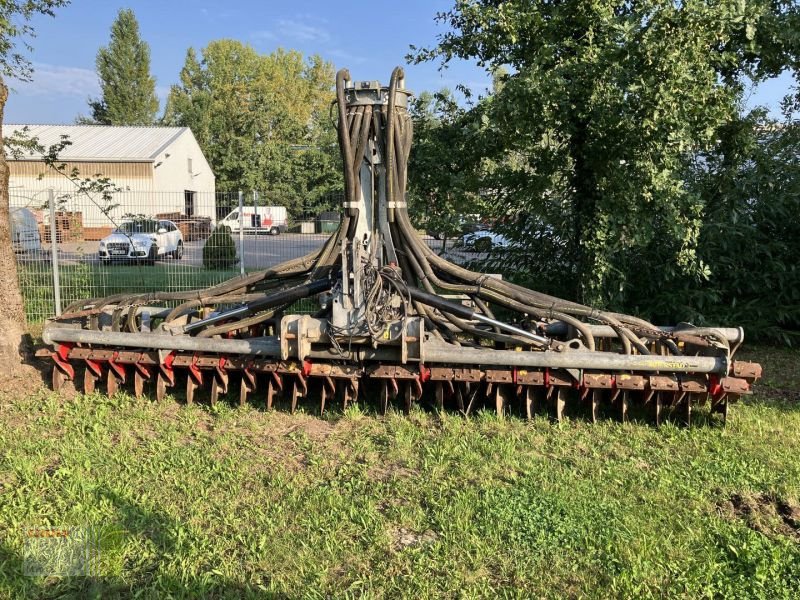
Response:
[4, 0, 795, 124]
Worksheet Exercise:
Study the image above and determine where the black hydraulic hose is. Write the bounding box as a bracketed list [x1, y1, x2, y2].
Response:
[182, 278, 332, 334]
[391, 205, 590, 348]
[229, 278, 331, 317]
[393, 206, 599, 350]
[335, 69, 355, 217]
[407, 286, 549, 346]
[385, 67, 403, 223]
[196, 304, 290, 338]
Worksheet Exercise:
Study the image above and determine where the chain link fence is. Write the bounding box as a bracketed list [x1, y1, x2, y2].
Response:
[11, 189, 464, 324]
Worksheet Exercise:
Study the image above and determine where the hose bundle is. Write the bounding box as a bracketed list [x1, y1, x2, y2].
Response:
[53, 66, 727, 357]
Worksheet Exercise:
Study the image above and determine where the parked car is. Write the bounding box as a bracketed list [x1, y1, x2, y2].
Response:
[99, 218, 183, 265]
[218, 206, 288, 235]
[428, 215, 483, 240]
[10, 207, 42, 253]
[461, 229, 511, 252]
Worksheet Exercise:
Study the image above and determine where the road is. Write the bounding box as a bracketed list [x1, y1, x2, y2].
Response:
[16, 232, 473, 270]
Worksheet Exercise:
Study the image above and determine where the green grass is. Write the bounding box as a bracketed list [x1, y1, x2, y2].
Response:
[1, 346, 799, 598]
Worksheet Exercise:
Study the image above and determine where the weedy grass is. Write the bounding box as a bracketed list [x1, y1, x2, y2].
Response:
[0, 346, 799, 598]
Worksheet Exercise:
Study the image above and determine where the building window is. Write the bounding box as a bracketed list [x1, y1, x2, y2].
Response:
[187, 157, 193, 175]
[184, 190, 196, 216]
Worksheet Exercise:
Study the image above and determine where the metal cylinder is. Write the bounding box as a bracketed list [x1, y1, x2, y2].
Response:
[541, 321, 743, 343]
[43, 327, 281, 356]
[422, 340, 728, 374]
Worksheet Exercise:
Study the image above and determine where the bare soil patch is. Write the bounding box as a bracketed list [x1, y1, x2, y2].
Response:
[719, 492, 800, 540]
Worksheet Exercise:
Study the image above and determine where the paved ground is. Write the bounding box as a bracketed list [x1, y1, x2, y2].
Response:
[17, 232, 472, 270]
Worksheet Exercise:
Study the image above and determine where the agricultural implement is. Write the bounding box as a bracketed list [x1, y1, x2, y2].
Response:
[39, 68, 762, 425]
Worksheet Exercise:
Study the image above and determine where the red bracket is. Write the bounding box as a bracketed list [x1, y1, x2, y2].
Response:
[53, 343, 75, 380]
[419, 363, 431, 383]
[709, 375, 723, 400]
[160, 351, 176, 386]
[189, 354, 203, 385]
[108, 351, 127, 383]
[85, 358, 103, 378]
[135, 362, 151, 379]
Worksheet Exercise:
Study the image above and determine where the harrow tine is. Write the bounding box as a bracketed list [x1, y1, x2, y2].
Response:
[52, 365, 67, 392]
[106, 369, 119, 396]
[591, 389, 602, 424]
[403, 381, 412, 415]
[291, 379, 300, 414]
[320, 377, 334, 415]
[493, 384, 504, 418]
[464, 382, 478, 416]
[683, 394, 692, 427]
[156, 371, 169, 402]
[523, 386, 535, 420]
[555, 387, 568, 423]
[454, 382, 466, 414]
[711, 396, 729, 425]
[239, 374, 254, 407]
[655, 392, 664, 426]
[134, 370, 145, 398]
[84, 367, 98, 395]
[342, 380, 357, 411]
[210, 377, 221, 406]
[621, 391, 630, 423]
[266, 378, 276, 410]
[434, 382, 444, 413]
[186, 373, 198, 405]
[380, 380, 390, 415]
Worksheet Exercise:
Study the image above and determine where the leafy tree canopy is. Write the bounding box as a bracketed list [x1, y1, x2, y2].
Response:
[163, 40, 340, 215]
[411, 0, 800, 306]
[88, 8, 159, 125]
[0, 0, 69, 80]
[408, 89, 486, 243]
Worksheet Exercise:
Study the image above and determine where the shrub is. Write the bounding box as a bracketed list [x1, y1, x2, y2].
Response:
[202, 224, 238, 270]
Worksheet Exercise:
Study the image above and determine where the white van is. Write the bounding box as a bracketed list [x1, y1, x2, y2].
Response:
[11, 207, 42, 253]
[218, 206, 288, 235]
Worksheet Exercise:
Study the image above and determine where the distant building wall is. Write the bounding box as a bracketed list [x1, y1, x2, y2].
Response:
[150, 131, 216, 222]
[7, 130, 216, 230]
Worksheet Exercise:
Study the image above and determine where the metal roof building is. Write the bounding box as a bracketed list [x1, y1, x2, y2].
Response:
[5, 124, 216, 237]
[5, 124, 193, 162]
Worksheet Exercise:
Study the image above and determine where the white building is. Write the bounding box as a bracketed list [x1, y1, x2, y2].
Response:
[5, 124, 216, 239]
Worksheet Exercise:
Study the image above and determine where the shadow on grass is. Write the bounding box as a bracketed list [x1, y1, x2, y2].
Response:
[0, 488, 281, 599]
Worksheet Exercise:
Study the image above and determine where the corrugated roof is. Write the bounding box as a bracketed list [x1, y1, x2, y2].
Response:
[4, 124, 189, 162]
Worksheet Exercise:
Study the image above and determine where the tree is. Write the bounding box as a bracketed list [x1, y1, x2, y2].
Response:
[622, 101, 800, 343]
[163, 41, 339, 216]
[0, 1, 69, 381]
[412, 0, 800, 308]
[407, 89, 484, 248]
[87, 8, 158, 125]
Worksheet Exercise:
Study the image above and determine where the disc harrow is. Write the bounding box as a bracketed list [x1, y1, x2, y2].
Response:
[38, 68, 762, 425]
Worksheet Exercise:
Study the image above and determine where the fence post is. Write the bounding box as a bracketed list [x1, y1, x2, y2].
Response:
[238, 190, 245, 276]
[48, 188, 62, 316]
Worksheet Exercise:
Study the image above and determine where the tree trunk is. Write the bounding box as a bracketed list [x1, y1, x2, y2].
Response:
[0, 80, 30, 378]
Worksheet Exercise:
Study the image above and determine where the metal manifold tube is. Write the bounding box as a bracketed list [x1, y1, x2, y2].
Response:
[38, 67, 762, 425]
